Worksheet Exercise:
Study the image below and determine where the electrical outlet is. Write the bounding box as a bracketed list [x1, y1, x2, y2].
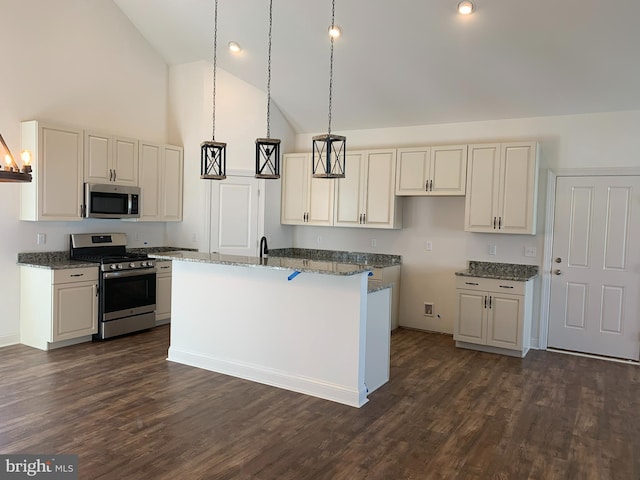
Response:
[489, 244, 497, 255]
[36, 233, 46, 245]
[134, 231, 141, 241]
[191, 232, 198, 243]
[370, 238, 377, 247]
[424, 303, 434, 316]
[524, 246, 537, 257]
[317, 235, 322, 245]
[425, 240, 433, 251]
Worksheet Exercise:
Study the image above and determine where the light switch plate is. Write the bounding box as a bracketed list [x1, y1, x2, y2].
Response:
[524, 246, 537, 257]
[489, 244, 497, 255]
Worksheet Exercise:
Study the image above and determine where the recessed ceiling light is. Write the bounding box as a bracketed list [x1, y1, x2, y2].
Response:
[328, 25, 342, 39]
[228, 41, 242, 53]
[457, 0, 475, 15]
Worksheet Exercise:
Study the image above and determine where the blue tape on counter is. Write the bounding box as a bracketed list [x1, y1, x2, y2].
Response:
[288, 271, 300, 281]
[368, 271, 373, 276]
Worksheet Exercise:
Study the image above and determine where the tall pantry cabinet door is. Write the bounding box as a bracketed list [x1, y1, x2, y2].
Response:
[464, 144, 500, 232]
[334, 151, 366, 226]
[161, 145, 184, 222]
[280, 153, 309, 225]
[365, 150, 398, 227]
[497, 142, 538, 234]
[138, 142, 161, 220]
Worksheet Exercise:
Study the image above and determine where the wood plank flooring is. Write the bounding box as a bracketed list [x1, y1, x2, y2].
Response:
[1, 326, 639, 479]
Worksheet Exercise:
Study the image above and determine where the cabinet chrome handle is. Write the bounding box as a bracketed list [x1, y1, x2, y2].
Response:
[499, 285, 514, 289]
[363, 213, 366, 224]
[429, 179, 433, 191]
[70, 273, 84, 277]
[498, 217, 502, 229]
[113, 169, 117, 181]
[465, 282, 479, 286]
[160, 266, 170, 269]
[488, 296, 492, 308]
[425, 180, 428, 191]
[493, 217, 497, 229]
[484, 295, 487, 308]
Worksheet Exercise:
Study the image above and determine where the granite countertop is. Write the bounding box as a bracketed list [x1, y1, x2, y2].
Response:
[17, 246, 195, 270]
[148, 250, 375, 277]
[268, 248, 401, 268]
[455, 261, 538, 281]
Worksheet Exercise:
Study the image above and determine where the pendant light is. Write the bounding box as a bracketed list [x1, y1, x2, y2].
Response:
[312, 0, 346, 179]
[201, 0, 227, 180]
[0, 133, 32, 183]
[255, 0, 280, 179]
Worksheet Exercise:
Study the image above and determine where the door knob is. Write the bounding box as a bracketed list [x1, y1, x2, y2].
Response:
[554, 269, 562, 275]
[554, 257, 562, 263]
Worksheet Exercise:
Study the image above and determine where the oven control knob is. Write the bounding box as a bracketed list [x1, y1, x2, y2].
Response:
[110, 264, 117, 270]
[140, 261, 147, 267]
[129, 262, 136, 268]
[116, 264, 123, 270]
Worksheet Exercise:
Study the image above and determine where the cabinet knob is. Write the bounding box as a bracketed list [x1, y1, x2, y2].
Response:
[554, 269, 562, 275]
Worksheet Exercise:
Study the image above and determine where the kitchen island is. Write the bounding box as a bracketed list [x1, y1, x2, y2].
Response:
[148, 251, 392, 407]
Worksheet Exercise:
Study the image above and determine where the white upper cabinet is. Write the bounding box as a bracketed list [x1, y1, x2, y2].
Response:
[20, 120, 84, 221]
[396, 145, 467, 196]
[281, 153, 334, 226]
[138, 141, 183, 222]
[465, 141, 538, 234]
[334, 149, 402, 229]
[84, 131, 138, 186]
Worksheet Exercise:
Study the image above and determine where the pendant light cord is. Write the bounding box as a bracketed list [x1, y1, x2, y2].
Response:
[212, 0, 219, 141]
[327, 0, 336, 136]
[266, 0, 273, 139]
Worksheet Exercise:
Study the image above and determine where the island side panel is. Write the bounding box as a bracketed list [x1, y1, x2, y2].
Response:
[168, 260, 369, 407]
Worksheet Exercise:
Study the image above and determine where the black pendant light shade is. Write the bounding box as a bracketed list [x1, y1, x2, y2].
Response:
[255, 138, 280, 179]
[200, 141, 227, 180]
[312, 134, 345, 178]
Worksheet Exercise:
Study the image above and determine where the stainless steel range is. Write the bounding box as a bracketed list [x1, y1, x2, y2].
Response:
[70, 233, 156, 340]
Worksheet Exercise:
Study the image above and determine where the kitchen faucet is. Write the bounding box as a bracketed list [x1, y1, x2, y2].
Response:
[259, 236, 269, 259]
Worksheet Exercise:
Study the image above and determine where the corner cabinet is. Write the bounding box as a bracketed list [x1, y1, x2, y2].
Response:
[280, 153, 334, 225]
[20, 120, 84, 221]
[395, 145, 468, 196]
[138, 142, 184, 222]
[84, 131, 139, 186]
[20, 266, 99, 350]
[464, 142, 538, 234]
[454, 276, 533, 357]
[334, 149, 402, 229]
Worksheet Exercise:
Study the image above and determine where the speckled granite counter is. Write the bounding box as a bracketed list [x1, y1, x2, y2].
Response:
[455, 261, 538, 281]
[149, 250, 373, 276]
[269, 248, 401, 268]
[17, 246, 196, 270]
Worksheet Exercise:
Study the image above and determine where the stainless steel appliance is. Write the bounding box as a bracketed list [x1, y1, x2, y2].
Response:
[84, 183, 140, 219]
[70, 233, 156, 340]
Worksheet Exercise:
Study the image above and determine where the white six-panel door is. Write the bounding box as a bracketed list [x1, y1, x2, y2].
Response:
[548, 176, 640, 360]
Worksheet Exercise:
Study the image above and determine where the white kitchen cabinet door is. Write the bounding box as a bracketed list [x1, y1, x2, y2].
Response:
[395, 145, 467, 196]
[334, 149, 401, 229]
[455, 289, 486, 345]
[20, 121, 84, 221]
[156, 261, 172, 325]
[487, 293, 523, 350]
[53, 281, 98, 342]
[465, 142, 538, 234]
[281, 153, 333, 226]
[430, 145, 467, 196]
[84, 132, 138, 186]
[161, 144, 184, 222]
[395, 148, 430, 195]
[138, 142, 162, 220]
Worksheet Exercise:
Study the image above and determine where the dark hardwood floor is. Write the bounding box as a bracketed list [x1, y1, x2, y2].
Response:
[1, 325, 639, 479]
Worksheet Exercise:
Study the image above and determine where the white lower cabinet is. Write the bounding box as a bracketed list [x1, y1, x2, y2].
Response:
[156, 261, 172, 325]
[20, 266, 99, 350]
[454, 276, 533, 357]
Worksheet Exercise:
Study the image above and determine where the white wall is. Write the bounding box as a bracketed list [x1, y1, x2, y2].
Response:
[293, 110, 640, 346]
[0, 0, 170, 346]
[166, 62, 295, 252]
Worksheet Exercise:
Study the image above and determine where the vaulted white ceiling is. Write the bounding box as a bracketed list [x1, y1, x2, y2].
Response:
[113, 0, 640, 134]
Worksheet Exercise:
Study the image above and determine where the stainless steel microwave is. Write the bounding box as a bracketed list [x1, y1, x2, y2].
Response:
[84, 183, 140, 219]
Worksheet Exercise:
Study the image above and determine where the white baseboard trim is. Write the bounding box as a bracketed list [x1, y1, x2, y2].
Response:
[167, 347, 368, 408]
[0, 334, 19, 348]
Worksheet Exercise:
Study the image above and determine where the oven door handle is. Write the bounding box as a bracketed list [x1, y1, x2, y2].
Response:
[103, 268, 157, 279]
